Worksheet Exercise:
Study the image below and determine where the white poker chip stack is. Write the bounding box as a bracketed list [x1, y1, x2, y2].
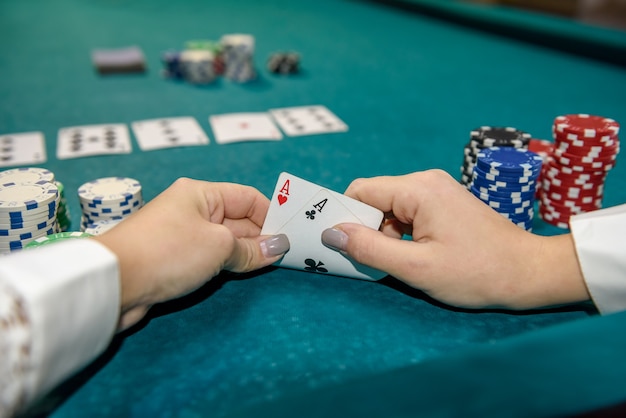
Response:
[0, 169, 60, 254]
[179, 49, 216, 84]
[220, 34, 256, 83]
[78, 177, 143, 231]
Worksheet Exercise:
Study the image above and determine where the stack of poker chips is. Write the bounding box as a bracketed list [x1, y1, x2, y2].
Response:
[460, 126, 531, 189]
[470, 147, 543, 231]
[267, 52, 300, 75]
[0, 168, 60, 253]
[179, 49, 217, 84]
[25, 231, 92, 249]
[220, 33, 256, 83]
[186, 40, 225, 75]
[78, 177, 143, 232]
[162, 40, 225, 84]
[539, 114, 620, 229]
[161, 50, 183, 79]
[55, 180, 71, 231]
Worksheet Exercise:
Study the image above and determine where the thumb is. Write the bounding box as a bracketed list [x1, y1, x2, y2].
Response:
[225, 234, 289, 273]
[322, 223, 430, 282]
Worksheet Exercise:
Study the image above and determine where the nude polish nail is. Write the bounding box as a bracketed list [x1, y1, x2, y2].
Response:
[260, 234, 290, 257]
[321, 228, 348, 252]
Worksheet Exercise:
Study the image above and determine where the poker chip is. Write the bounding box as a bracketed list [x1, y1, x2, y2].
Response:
[267, 52, 300, 75]
[83, 218, 123, 236]
[538, 114, 620, 228]
[0, 177, 61, 254]
[220, 34, 256, 83]
[0, 167, 55, 184]
[78, 177, 143, 231]
[459, 126, 531, 189]
[55, 181, 71, 232]
[161, 50, 183, 79]
[25, 231, 92, 249]
[469, 147, 541, 231]
[179, 49, 216, 84]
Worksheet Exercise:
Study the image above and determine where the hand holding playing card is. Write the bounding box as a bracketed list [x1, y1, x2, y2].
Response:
[261, 172, 386, 281]
[320, 170, 591, 311]
[95, 178, 290, 331]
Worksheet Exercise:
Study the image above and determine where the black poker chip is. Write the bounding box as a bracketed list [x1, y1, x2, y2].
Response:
[267, 52, 300, 75]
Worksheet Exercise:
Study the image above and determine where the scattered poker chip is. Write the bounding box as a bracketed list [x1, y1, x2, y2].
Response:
[25, 231, 92, 248]
[538, 114, 620, 228]
[267, 52, 300, 75]
[78, 177, 143, 231]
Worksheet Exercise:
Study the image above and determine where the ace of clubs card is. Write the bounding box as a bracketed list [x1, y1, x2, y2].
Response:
[261, 172, 386, 281]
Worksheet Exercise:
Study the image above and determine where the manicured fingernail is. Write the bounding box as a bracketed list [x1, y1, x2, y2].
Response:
[321, 228, 348, 252]
[260, 234, 290, 257]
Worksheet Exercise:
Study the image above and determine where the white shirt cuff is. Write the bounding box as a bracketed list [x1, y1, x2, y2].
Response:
[570, 204, 626, 315]
[1, 239, 120, 405]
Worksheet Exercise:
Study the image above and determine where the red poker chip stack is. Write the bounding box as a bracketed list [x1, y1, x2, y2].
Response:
[538, 114, 620, 228]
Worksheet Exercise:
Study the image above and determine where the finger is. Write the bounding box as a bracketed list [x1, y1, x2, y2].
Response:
[344, 174, 424, 224]
[222, 217, 262, 238]
[208, 183, 270, 227]
[224, 235, 288, 273]
[380, 218, 410, 239]
[322, 223, 432, 285]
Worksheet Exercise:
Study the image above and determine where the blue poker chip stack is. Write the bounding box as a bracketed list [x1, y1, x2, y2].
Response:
[470, 147, 543, 231]
[78, 177, 143, 231]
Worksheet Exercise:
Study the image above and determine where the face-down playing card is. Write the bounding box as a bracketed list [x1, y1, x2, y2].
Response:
[261, 173, 386, 281]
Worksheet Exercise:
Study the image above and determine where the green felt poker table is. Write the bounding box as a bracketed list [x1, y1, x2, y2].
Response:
[2, 0, 626, 416]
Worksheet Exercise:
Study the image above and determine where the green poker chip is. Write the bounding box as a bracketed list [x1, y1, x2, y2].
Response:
[25, 231, 92, 248]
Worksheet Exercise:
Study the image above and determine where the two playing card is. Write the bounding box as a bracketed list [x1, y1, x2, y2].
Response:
[208, 105, 349, 144]
[261, 172, 386, 281]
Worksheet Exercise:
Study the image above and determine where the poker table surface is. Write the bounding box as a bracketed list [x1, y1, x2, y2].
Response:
[3, 0, 626, 416]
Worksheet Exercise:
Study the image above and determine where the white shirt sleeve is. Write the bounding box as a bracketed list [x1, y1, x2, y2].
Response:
[0, 239, 120, 417]
[570, 203, 626, 315]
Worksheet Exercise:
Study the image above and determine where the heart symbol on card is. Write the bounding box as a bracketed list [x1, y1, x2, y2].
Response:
[278, 194, 288, 205]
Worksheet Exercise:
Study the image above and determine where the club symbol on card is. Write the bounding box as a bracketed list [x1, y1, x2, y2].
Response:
[277, 194, 288, 205]
[304, 258, 328, 273]
[305, 209, 316, 220]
